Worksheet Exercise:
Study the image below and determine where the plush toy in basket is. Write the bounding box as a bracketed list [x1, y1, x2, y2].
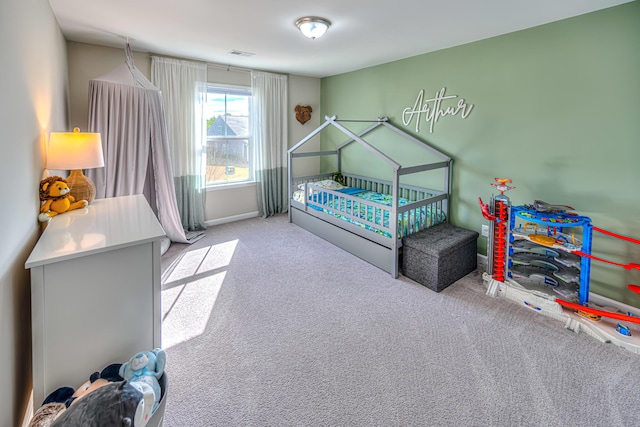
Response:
[38, 176, 88, 223]
[119, 348, 167, 413]
[43, 363, 124, 408]
[48, 381, 153, 427]
[28, 349, 166, 427]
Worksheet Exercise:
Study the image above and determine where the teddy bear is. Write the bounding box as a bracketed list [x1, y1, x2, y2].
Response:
[119, 348, 166, 413]
[38, 176, 88, 222]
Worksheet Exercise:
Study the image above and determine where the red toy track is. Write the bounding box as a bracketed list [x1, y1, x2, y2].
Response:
[556, 299, 640, 324]
[593, 226, 640, 245]
[628, 284, 640, 295]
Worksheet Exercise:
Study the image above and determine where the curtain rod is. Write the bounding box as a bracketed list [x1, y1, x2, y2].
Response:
[148, 52, 237, 71]
[208, 63, 288, 77]
[149, 52, 287, 76]
[207, 63, 251, 73]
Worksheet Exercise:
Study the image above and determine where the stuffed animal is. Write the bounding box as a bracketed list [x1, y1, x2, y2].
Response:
[49, 381, 147, 427]
[28, 402, 66, 427]
[331, 171, 346, 186]
[38, 176, 88, 222]
[29, 364, 121, 427]
[41, 363, 123, 409]
[119, 348, 166, 412]
[32, 363, 155, 427]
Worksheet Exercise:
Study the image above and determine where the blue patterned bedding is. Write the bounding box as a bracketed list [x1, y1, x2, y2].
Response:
[293, 186, 445, 238]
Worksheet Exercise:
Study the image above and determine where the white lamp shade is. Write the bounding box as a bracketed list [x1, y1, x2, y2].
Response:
[296, 17, 331, 40]
[47, 128, 104, 170]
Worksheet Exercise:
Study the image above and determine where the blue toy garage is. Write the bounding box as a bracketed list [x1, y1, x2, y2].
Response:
[479, 178, 640, 355]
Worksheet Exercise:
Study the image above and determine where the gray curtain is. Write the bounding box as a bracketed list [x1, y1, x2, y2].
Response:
[251, 70, 289, 218]
[86, 45, 203, 244]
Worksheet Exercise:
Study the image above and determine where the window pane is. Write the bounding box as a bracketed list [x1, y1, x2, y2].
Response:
[205, 138, 249, 183]
[205, 86, 252, 185]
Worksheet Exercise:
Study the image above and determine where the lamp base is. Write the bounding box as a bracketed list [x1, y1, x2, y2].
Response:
[66, 170, 96, 204]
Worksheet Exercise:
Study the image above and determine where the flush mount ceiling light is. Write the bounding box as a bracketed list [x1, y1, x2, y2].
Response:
[228, 49, 255, 57]
[295, 17, 331, 40]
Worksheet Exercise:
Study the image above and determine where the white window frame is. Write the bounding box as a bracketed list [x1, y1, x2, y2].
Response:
[204, 83, 253, 187]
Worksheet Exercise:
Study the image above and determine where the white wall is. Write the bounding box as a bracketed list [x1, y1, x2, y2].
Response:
[67, 42, 321, 225]
[67, 43, 150, 130]
[0, 1, 69, 425]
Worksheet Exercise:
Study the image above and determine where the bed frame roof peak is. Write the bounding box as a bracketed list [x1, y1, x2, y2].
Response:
[288, 115, 451, 171]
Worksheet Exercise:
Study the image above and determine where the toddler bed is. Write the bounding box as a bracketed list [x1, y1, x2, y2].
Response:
[288, 116, 452, 277]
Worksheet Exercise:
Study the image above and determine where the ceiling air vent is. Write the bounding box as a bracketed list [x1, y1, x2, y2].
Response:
[228, 49, 255, 57]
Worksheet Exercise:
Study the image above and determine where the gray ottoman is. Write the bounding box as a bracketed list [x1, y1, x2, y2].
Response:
[402, 223, 479, 292]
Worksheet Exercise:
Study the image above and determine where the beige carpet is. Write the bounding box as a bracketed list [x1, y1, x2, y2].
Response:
[160, 214, 640, 426]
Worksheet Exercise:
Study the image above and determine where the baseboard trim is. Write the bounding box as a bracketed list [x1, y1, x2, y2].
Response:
[205, 211, 259, 227]
[477, 253, 488, 268]
[589, 291, 640, 314]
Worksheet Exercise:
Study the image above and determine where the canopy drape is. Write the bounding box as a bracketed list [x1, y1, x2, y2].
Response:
[87, 45, 203, 245]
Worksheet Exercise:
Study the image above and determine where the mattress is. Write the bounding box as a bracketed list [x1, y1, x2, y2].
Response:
[292, 186, 444, 238]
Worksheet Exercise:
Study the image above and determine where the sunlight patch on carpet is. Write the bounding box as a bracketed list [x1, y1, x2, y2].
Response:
[161, 272, 225, 349]
[160, 240, 238, 348]
[162, 240, 238, 284]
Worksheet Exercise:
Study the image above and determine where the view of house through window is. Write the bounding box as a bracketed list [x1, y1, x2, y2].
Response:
[205, 85, 252, 185]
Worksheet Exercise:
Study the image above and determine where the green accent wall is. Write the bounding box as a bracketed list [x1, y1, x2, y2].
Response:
[321, 2, 640, 306]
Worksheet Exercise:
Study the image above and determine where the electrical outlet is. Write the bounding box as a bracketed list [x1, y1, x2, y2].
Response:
[481, 224, 489, 237]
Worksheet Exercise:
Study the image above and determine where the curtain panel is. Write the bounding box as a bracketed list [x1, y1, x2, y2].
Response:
[251, 70, 289, 218]
[152, 57, 208, 231]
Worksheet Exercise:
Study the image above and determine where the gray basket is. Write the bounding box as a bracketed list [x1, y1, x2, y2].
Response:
[146, 373, 168, 427]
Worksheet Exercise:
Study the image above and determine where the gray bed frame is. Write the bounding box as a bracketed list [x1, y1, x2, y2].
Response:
[287, 115, 452, 278]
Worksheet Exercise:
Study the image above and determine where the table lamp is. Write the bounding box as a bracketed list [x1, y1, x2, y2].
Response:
[47, 127, 104, 204]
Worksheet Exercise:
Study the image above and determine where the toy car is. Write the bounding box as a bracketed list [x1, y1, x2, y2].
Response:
[577, 309, 601, 322]
[616, 323, 632, 336]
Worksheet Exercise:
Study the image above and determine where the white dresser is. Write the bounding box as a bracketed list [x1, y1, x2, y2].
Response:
[25, 195, 166, 409]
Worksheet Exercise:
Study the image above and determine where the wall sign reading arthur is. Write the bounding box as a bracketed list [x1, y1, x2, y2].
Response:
[402, 87, 474, 133]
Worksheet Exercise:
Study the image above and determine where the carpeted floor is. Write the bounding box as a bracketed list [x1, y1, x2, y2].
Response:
[160, 214, 640, 426]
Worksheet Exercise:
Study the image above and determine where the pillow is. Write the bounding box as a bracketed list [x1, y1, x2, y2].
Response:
[298, 179, 346, 191]
[317, 179, 346, 190]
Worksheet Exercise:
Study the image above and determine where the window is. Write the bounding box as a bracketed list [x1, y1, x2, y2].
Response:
[204, 85, 252, 185]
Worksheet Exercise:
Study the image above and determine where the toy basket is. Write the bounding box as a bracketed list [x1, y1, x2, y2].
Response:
[147, 373, 168, 427]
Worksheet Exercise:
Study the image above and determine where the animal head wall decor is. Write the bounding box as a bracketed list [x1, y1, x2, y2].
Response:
[295, 105, 312, 125]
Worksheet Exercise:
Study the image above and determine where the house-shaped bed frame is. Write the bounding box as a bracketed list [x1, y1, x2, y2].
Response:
[288, 115, 452, 277]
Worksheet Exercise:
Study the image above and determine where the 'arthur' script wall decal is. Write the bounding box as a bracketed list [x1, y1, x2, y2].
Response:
[402, 87, 474, 133]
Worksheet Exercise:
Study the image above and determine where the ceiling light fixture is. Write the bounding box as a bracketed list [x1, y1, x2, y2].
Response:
[228, 49, 255, 57]
[295, 17, 331, 40]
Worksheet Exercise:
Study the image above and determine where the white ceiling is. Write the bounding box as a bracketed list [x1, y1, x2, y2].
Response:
[49, 0, 631, 78]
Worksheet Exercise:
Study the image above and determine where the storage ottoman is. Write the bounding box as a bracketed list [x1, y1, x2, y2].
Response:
[402, 223, 479, 292]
